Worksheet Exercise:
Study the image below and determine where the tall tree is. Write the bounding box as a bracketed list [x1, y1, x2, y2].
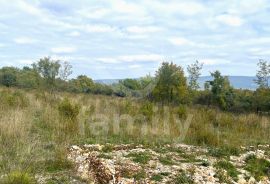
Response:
[187, 60, 203, 91]
[32, 57, 61, 90]
[209, 71, 234, 110]
[152, 62, 188, 104]
[60, 61, 73, 81]
[255, 59, 270, 89]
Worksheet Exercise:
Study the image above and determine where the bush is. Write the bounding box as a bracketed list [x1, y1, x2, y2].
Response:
[2, 171, 36, 184]
[177, 105, 187, 119]
[245, 155, 270, 180]
[214, 160, 239, 180]
[172, 171, 194, 184]
[139, 102, 153, 121]
[0, 90, 29, 109]
[58, 98, 80, 121]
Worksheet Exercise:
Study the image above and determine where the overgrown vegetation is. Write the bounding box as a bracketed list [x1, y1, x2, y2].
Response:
[214, 160, 239, 180]
[245, 155, 270, 180]
[0, 58, 269, 182]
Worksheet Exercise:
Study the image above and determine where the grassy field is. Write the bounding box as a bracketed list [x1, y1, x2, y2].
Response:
[0, 87, 269, 183]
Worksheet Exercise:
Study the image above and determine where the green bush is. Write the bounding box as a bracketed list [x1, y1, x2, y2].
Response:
[0, 90, 29, 109]
[172, 171, 194, 184]
[245, 155, 270, 180]
[177, 105, 187, 119]
[2, 171, 36, 184]
[139, 102, 153, 121]
[126, 152, 152, 164]
[58, 98, 80, 121]
[151, 174, 163, 182]
[214, 160, 239, 180]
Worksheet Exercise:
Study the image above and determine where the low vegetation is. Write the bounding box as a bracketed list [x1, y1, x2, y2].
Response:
[0, 58, 269, 183]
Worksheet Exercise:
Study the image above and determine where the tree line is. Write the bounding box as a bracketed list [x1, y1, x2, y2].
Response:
[0, 57, 269, 113]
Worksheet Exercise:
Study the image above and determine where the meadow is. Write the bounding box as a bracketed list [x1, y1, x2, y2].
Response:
[0, 87, 269, 183]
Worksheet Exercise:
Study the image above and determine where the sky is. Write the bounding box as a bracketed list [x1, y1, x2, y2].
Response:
[0, 0, 270, 79]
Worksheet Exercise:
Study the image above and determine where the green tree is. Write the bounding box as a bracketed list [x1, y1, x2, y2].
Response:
[17, 67, 41, 88]
[119, 78, 141, 90]
[255, 59, 270, 89]
[32, 57, 61, 90]
[187, 60, 203, 91]
[0, 67, 18, 87]
[152, 62, 188, 104]
[71, 75, 94, 93]
[209, 71, 235, 110]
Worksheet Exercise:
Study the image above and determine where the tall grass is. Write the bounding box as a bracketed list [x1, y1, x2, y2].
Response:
[0, 87, 269, 182]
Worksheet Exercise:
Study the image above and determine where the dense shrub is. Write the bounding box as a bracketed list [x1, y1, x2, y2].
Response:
[58, 98, 80, 121]
[0, 90, 29, 109]
[177, 105, 187, 119]
[139, 101, 154, 121]
[2, 171, 36, 184]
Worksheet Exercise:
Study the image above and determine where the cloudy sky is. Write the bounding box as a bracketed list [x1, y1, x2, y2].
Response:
[0, 0, 269, 79]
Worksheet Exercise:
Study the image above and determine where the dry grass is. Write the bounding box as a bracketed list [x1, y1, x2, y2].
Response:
[0, 87, 269, 182]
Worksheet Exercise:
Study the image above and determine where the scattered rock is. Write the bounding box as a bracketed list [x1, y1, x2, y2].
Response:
[68, 144, 270, 184]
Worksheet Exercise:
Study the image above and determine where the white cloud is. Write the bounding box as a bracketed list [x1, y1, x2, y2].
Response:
[17, 59, 33, 65]
[98, 54, 163, 63]
[126, 26, 162, 34]
[129, 64, 142, 69]
[168, 37, 194, 46]
[0, 43, 5, 47]
[84, 24, 117, 33]
[16, 1, 42, 16]
[249, 47, 270, 56]
[78, 8, 110, 19]
[201, 59, 231, 66]
[110, 0, 143, 14]
[14, 37, 37, 44]
[68, 31, 80, 37]
[216, 14, 244, 27]
[148, 1, 206, 16]
[238, 37, 270, 46]
[51, 46, 77, 54]
[168, 37, 219, 48]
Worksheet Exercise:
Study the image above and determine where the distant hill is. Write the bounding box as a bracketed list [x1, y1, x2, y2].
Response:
[95, 76, 258, 90]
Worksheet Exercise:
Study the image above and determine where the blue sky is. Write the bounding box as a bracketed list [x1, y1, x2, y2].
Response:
[0, 0, 270, 79]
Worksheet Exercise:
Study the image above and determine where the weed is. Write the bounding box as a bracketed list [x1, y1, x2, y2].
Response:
[2, 171, 36, 184]
[159, 156, 174, 165]
[208, 146, 240, 158]
[214, 160, 239, 180]
[101, 144, 114, 153]
[58, 98, 80, 121]
[126, 152, 152, 164]
[245, 155, 270, 180]
[98, 153, 113, 159]
[133, 170, 146, 181]
[171, 171, 194, 184]
[151, 174, 163, 182]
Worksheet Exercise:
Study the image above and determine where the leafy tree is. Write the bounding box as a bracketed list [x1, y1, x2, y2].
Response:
[17, 67, 41, 89]
[0, 67, 18, 87]
[60, 61, 72, 81]
[32, 57, 61, 90]
[152, 62, 188, 104]
[254, 59, 270, 89]
[119, 78, 141, 90]
[71, 75, 94, 93]
[93, 83, 113, 95]
[209, 71, 235, 110]
[254, 88, 270, 112]
[187, 60, 203, 91]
